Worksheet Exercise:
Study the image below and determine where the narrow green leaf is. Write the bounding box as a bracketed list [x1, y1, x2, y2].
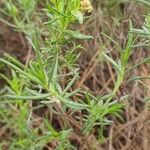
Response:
[64, 88, 80, 98]
[128, 76, 150, 82]
[0, 58, 43, 86]
[127, 57, 150, 72]
[5, 93, 51, 100]
[65, 30, 94, 40]
[102, 52, 120, 72]
[48, 53, 58, 85]
[63, 99, 88, 110]
[4, 53, 26, 69]
[62, 73, 78, 95]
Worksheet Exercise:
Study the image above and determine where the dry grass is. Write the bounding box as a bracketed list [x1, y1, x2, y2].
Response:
[0, 1, 150, 150]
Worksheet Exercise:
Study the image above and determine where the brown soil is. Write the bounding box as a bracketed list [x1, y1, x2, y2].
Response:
[0, 1, 150, 150]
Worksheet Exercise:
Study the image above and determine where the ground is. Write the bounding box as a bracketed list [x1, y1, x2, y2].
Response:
[0, 1, 150, 150]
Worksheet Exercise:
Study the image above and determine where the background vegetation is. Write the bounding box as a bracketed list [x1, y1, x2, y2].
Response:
[0, 0, 150, 149]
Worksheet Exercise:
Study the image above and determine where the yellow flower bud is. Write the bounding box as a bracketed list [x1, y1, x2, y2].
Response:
[81, 0, 93, 12]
